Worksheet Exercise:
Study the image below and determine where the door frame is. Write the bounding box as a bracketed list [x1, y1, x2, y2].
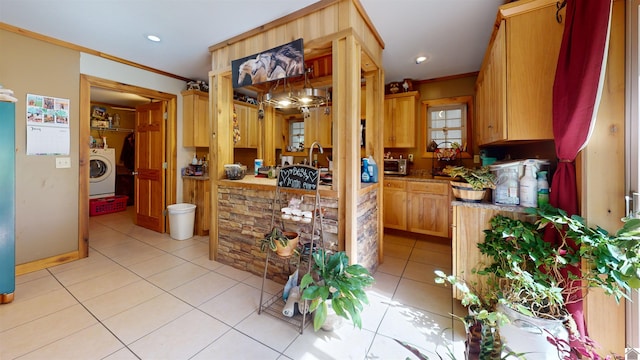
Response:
[79, 74, 178, 257]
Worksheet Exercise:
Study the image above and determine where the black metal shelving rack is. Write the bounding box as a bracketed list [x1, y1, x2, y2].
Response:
[258, 165, 326, 334]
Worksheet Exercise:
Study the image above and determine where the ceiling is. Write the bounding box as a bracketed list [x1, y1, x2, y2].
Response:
[0, 0, 506, 106]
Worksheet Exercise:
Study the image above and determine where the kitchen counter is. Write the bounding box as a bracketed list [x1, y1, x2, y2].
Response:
[182, 175, 209, 180]
[384, 175, 450, 183]
[452, 200, 532, 213]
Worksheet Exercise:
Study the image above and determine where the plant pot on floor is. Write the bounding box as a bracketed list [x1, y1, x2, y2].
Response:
[497, 303, 569, 360]
[313, 299, 343, 331]
[276, 231, 299, 257]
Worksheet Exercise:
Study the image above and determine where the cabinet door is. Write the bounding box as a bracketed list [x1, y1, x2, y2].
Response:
[246, 106, 258, 148]
[391, 95, 416, 148]
[234, 102, 258, 149]
[183, 179, 210, 236]
[506, 4, 562, 141]
[383, 92, 417, 148]
[382, 180, 407, 230]
[407, 182, 449, 237]
[182, 90, 209, 147]
[304, 107, 332, 148]
[383, 98, 395, 147]
[477, 24, 506, 146]
[193, 93, 209, 147]
[408, 193, 448, 237]
[274, 113, 285, 149]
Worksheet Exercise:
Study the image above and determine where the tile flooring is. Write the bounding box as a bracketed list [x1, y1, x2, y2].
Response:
[1, 208, 466, 359]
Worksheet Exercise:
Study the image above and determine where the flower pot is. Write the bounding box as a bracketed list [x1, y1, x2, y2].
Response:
[497, 303, 568, 360]
[450, 181, 488, 203]
[314, 299, 343, 331]
[276, 231, 299, 257]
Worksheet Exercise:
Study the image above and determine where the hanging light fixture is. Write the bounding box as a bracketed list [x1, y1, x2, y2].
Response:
[263, 67, 329, 109]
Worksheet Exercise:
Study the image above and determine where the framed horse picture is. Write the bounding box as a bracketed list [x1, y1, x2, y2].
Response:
[232, 38, 305, 88]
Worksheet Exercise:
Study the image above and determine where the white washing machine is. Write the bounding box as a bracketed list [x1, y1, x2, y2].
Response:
[90, 148, 116, 199]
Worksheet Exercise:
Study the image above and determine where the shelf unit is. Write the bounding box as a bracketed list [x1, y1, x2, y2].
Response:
[258, 165, 326, 334]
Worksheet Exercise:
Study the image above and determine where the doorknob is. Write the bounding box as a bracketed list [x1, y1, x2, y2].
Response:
[131, 171, 138, 176]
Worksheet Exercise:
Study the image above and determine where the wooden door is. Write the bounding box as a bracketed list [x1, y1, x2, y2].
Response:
[135, 102, 166, 233]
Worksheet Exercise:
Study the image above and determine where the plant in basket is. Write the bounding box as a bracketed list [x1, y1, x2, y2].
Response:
[258, 226, 299, 257]
[443, 165, 496, 202]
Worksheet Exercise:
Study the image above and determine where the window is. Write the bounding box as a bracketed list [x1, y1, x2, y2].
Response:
[422, 96, 473, 157]
[288, 118, 304, 151]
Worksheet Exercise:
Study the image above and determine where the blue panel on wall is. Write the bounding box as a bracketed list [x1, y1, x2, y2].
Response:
[0, 101, 16, 299]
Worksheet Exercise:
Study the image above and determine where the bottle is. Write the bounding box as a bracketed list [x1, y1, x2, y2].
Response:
[367, 155, 378, 183]
[361, 158, 370, 183]
[519, 164, 537, 207]
[537, 171, 549, 207]
[496, 168, 519, 205]
[191, 153, 198, 165]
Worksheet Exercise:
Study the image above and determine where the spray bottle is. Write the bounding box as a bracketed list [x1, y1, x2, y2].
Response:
[519, 162, 538, 207]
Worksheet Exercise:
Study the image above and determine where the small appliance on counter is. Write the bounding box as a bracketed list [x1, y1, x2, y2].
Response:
[383, 158, 407, 176]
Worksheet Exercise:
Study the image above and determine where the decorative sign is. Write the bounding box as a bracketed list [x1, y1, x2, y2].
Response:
[232, 38, 305, 88]
[277, 165, 319, 190]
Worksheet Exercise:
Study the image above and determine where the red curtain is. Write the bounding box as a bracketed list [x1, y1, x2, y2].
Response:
[549, 0, 612, 345]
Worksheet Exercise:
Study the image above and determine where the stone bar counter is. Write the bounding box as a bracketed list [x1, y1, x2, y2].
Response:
[216, 175, 379, 283]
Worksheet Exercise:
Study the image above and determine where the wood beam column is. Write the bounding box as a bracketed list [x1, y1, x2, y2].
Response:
[333, 34, 361, 263]
[209, 71, 233, 260]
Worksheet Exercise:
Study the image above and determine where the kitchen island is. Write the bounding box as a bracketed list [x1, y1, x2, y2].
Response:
[216, 175, 379, 283]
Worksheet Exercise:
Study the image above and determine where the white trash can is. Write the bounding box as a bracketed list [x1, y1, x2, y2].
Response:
[167, 203, 196, 240]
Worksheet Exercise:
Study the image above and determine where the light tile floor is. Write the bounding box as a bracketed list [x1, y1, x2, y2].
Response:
[1, 208, 466, 359]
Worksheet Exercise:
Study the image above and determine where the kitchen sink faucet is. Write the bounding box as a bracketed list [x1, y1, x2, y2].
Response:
[308, 141, 323, 167]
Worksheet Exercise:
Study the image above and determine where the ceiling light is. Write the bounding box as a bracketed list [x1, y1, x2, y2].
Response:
[146, 35, 161, 42]
[415, 56, 428, 64]
[262, 67, 329, 109]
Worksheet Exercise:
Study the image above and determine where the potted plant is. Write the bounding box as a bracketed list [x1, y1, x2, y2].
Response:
[299, 249, 375, 331]
[473, 204, 640, 359]
[442, 165, 496, 202]
[259, 226, 299, 257]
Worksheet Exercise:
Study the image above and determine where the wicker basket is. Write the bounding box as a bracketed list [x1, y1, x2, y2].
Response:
[450, 181, 487, 203]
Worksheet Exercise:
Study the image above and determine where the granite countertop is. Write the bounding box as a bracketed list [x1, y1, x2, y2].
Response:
[182, 175, 210, 180]
[383, 175, 450, 183]
[451, 200, 532, 213]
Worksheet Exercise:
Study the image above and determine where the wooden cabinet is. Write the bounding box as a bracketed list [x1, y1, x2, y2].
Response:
[382, 179, 407, 230]
[407, 181, 450, 237]
[451, 204, 533, 300]
[234, 101, 258, 148]
[475, 0, 564, 146]
[182, 90, 209, 147]
[384, 91, 418, 148]
[182, 178, 210, 236]
[304, 106, 332, 148]
[383, 179, 450, 237]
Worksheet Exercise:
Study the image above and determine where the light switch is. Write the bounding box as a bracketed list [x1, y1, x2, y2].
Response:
[56, 157, 71, 168]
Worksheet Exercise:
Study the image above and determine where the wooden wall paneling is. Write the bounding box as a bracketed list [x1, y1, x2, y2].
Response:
[582, 0, 626, 355]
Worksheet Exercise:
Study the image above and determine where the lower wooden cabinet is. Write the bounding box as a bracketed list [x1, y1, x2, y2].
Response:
[407, 181, 450, 237]
[451, 204, 532, 300]
[383, 179, 450, 237]
[182, 178, 210, 236]
[382, 179, 407, 230]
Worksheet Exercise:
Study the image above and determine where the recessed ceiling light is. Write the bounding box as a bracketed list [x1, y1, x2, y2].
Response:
[146, 35, 161, 42]
[415, 56, 428, 64]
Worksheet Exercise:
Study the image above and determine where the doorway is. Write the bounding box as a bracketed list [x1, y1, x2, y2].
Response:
[79, 75, 178, 258]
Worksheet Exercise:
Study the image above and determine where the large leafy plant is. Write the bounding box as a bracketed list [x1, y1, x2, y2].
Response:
[299, 249, 375, 331]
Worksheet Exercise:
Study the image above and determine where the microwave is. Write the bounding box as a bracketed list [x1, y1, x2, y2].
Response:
[383, 158, 408, 176]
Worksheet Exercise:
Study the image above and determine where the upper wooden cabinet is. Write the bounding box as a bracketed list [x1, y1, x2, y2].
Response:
[384, 91, 418, 148]
[475, 0, 564, 146]
[274, 112, 285, 150]
[304, 106, 332, 148]
[234, 101, 259, 149]
[182, 90, 209, 147]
